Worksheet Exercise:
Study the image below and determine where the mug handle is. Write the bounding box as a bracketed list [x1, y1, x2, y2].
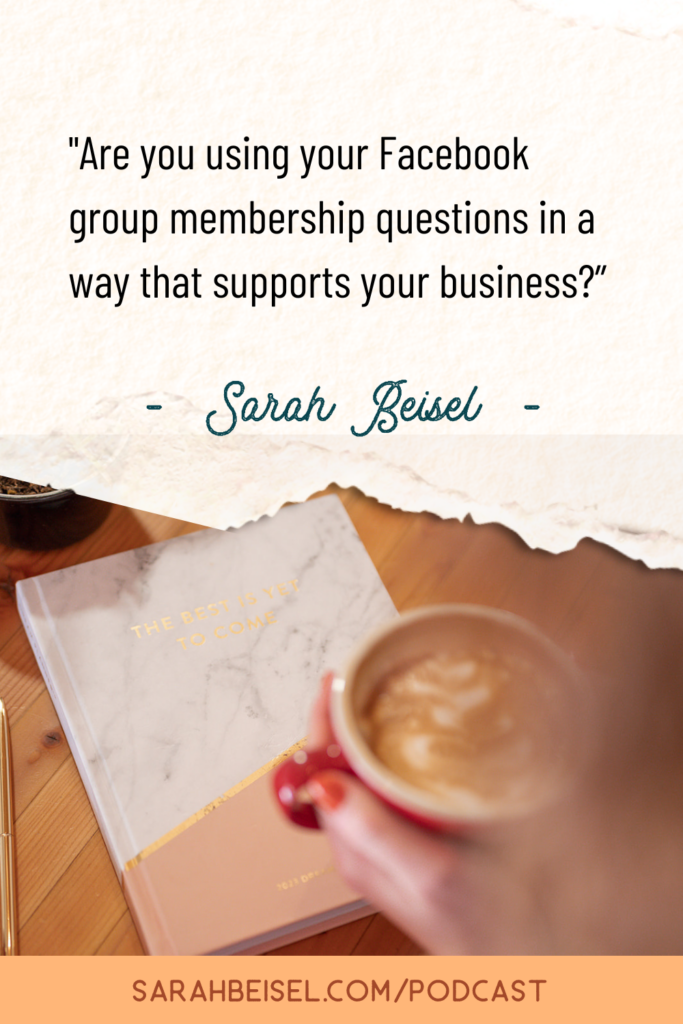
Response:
[273, 743, 355, 829]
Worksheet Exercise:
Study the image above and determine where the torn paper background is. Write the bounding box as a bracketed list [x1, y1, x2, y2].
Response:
[2, 1, 683, 563]
[2, 431, 683, 570]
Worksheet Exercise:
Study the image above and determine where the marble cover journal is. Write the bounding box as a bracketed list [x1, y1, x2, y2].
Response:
[16, 496, 396, 954]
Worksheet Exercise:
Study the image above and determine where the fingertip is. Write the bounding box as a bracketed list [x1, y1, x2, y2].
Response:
[315, 772, 448, 864]
[307, 769, 347, 813]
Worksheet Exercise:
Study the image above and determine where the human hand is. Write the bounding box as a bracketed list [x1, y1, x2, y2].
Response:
[293, 668, 683, 955]
[301, 672, 496, 954]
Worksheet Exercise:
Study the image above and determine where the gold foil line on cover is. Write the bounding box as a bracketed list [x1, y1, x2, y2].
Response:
[123, 737, 307, 873]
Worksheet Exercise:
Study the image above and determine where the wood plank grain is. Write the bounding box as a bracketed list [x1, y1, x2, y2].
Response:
[377, 514, 473, 610]
[0, 628, 47, 727]
[428, 520, 529, 607]
[96, 913, 145, 956]
[499, 539, 604, 641]
[326, 487, 416, 572]
[16, 757, 99, 924]
[10, 688, 71, 816]
[19, 831, 128, 955]
[351, 915, 423, 956]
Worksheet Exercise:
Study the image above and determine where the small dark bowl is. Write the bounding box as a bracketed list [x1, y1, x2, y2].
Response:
[0, 489, 111, 550]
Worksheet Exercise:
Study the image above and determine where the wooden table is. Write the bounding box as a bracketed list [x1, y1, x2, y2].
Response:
[2, 485, 683, 955]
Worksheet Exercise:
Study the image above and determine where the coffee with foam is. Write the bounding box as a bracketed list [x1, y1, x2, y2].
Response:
[335, 606, 583, 825]
[357, 647, 568, 817]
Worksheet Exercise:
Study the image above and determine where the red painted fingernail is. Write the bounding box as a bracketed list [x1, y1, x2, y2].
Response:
[307, 771, 346, 813]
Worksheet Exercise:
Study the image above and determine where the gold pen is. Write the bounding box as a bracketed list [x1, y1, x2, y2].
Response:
[0, 698, 19, 955]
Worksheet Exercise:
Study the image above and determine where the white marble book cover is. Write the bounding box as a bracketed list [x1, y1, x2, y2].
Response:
[16, 495, 396, 953]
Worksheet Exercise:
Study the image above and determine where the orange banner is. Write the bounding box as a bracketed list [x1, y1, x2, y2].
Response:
[1, 957, 681, 1024]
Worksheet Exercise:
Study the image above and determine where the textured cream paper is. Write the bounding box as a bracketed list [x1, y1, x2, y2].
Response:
[2, 1, 683, 562]
[517, 0, 683, 36]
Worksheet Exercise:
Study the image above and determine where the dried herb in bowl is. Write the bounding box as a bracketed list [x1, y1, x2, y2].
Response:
[0, 476, 56, 496]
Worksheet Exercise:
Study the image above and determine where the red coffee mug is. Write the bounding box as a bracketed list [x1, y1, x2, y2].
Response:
[274, 606, 587, 831]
